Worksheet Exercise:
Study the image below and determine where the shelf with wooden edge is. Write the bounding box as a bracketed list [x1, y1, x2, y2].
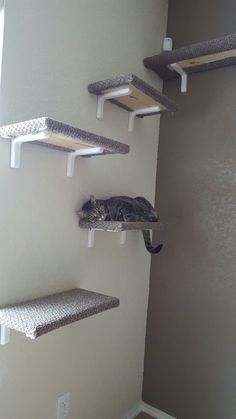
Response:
[79, 220, 163, 248]
[88, 73, 177, 131]
[0, 288, 119, 345]
[143, 33, 236, 93]
[0, 117, 129, 177]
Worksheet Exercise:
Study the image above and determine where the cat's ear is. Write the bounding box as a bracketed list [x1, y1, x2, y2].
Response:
[77, 210, 85, 219]
[90, 195, 96, 204]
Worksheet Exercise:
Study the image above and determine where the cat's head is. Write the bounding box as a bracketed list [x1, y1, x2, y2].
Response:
[78, 195, 106, 222]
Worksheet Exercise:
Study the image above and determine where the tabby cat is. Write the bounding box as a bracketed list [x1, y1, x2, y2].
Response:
[78, 195, 163, 254]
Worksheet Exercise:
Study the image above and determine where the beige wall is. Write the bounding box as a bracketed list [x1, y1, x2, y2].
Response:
[143, 1, 236, 419]
[0, 1, 168, 419]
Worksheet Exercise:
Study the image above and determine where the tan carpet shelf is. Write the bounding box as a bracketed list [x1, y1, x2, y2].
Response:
[0, 288, 119, 343]
[79, 221, 163, 248]
[79, 220, 163, 232]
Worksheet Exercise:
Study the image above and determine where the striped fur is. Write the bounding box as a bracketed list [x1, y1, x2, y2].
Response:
[142, 230, 163, 254]
[78, 196, 163, 254]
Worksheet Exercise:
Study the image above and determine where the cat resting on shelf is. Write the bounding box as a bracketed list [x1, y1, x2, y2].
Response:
[78, 195, 163, 254]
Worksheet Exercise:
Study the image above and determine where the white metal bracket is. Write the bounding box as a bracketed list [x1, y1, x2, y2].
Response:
[97, 87, 132, 120]
[67, 147, 103, 177]
[128, 106, 161, 132]
[168, 63, 188, 93]
[0, 325, 10, 345]
[87, 229, 127, 248]
[88, 229, 95, 248]
[10, 132, 50, 169]
[119, 231, 127, 245]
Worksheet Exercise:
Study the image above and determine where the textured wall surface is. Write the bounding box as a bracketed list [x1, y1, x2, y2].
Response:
[0, 1, 168, 419]
[143, 1, 236, 419]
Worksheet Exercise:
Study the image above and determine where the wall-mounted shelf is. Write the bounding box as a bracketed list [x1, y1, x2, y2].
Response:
[143, 33, 236, 92]
[0, 117, 129, 176]
[88, 73, 177, 131]
[79, 220, 163, 248]
[0, 288, 119, 345]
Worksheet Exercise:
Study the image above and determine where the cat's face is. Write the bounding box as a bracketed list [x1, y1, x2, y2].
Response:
[78, 195, 106, 222]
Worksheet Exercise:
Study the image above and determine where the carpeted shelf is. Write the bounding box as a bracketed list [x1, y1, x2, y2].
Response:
[143, 33, 236, 80]
[0, 288, 119, 340]
[88, 73, 177, 116]
[79, 220, 163, 232]
[0, 116, 129, 155]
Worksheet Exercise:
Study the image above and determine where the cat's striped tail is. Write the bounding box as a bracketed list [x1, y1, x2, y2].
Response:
[142, 230, 163, 254]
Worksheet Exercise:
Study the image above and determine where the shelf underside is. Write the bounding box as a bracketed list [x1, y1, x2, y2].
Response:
[79, 220, 163, 232]
[88, 73, 177, 115]
[0, 289, 119, 339]
[143, 33, 236, 80]
[0, 117, 129, 155]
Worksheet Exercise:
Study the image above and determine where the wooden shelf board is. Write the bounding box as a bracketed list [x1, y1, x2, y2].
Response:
[0, 289, 119, 340]
[37, 133, 97, 152]
[100, 85, 167, 112]
[179, 48, 236, 69]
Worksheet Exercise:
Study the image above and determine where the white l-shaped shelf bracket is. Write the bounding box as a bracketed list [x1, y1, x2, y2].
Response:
[10, 133, 104, 177]
[97, 87, 132, 120]
[67, 147, 103, 177]
[168, 63, 188, 93]
[10, 132, 50, 169]
[87, 229, 127, 248]
[128, 105, 161, 132]
[0, 325, 11, 345]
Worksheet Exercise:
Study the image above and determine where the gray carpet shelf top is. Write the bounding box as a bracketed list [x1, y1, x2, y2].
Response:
[88, 73, 177, 115]
[0, 289, 119, 340]
[143, 33, 236, 80]
[0, 117, 129, 155]
[79, 220, 163, 232]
